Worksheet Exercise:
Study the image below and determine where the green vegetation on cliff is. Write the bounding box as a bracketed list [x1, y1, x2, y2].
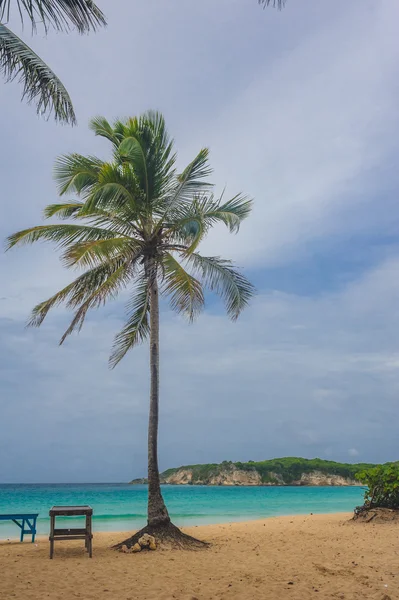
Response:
[162, 457, 375, 484]
[131, 457, 393, 485]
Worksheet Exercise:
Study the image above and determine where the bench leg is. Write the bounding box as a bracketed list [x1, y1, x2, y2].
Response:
[85, 514, 93, 557]
[49, 514, 55, 559]
[20, 520, 24, 543]
[25, 518, 36, 543]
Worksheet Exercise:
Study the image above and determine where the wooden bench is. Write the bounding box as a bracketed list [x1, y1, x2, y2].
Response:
[49, 505, 93, 559]
[0, 513, 38, 542]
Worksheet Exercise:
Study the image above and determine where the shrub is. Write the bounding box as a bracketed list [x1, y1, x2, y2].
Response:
[356, 465, 399, 509]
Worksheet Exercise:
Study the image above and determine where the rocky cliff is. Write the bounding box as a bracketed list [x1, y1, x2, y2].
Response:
[161, 468, 359, 486]
[130, 457, 373, 486]
[163, 467, 263, 486]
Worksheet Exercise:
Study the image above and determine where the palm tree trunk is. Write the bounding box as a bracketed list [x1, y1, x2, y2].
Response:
[114, 272, 207, 548]
[147, 274, 171, 527]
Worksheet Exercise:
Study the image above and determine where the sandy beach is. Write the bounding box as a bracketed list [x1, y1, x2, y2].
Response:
[0, 513, 398, 600]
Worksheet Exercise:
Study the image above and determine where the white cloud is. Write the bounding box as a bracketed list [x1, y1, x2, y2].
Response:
[199, 0, 399, 266]
[1, 253, 398, 481]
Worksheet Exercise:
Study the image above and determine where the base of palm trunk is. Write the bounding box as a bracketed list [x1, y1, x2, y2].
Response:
[113, 520, 209, 550]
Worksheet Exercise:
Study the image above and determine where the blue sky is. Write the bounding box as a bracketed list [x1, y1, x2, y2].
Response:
[1, 0, 399, 482]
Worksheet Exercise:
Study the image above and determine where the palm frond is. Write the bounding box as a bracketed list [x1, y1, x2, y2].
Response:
[0, 0, 106, 33]
[81, 211, 142, 238]
[186, 253, 255, 320]
[64, 256, 131, 310]
[61, 237, 142, 269]
[27, 254, 129, 328]
[109, 278, 151, 368]
[28, 279, 80, 327]
[176, 192, 252, 237]
[161, 252, 204, 321]
[140, 110, 177, 201]
[118, 136, 149, 201]
[204, 193, 253, 233]
[0, 23, 76, 123]
[152, 147, 213, 235]
[54, 154, 104, 195]
[166, 192, 253, 252]
[139, 110, 171, 154]
[82, 162, 139, 214]
[44, 201, 85, 219]
[117, 112, 177, 205]
[168, 148, 213, 207]
[6, 223, 116, 250]
[90, 116, 122, 146]
[59, 262, 129, 344]
[42, 200, 141, 239]
[166, 200, 205, 253]
[258, 0, 285, 8]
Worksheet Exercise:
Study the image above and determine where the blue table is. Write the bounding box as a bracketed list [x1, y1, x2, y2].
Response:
[0, 513, 38, 542]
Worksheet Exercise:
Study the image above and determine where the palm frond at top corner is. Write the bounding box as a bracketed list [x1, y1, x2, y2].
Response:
[0, 0, 106, 34]
[258, 0, 285, 8]
[0, 23, 76, 124]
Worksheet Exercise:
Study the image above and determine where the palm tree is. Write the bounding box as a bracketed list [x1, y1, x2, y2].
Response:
[7, 111, 254, 547]
[0, 1, 106, 124]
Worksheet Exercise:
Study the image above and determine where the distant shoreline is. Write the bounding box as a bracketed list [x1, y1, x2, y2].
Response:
[130, 456, 379, 486]
[130, 481, 363, 487]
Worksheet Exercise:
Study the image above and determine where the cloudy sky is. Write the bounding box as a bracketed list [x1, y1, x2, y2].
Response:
[1, 0, 399, 483]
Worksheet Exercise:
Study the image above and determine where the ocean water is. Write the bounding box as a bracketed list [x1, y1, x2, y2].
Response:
[0, 483, 365, 540]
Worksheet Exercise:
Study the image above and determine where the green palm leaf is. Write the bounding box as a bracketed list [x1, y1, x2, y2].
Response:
[90, 116, 123, 146]
[202, 193, 253, 233]
[61, 237, 142, 269]
[0, 23, 76, 123]
[44, 201, 85, 219]
[109, 278, 151, 368]
[82, 211, 142, 238]
[258, 0, 285, 8]
[42, 201, 140, 239]
[54, 154, 104, 195]
[58, 262, 130, 344]
[0, 0, 106, 33]
[186, 253, 255, 320]
[162, 252, 204, 321]
[116, 112, 177, 205]
[28, 255, 129, 328]
[166, 192, 252, 252]
[167, 148, 213, 208]
[84, 163, 139, 214]
[6, 223, 117, 250]
[118, 136, 149, 199]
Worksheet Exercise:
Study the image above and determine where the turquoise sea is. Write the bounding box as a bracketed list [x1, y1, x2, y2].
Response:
[0, 483, 364, 540]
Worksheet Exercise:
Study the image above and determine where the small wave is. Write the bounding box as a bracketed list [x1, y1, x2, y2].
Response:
[34, 513, 146, 522]
[32, 512, 217, 524]
[92, 513, 146, 520]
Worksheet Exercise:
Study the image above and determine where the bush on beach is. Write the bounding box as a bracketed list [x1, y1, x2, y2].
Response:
[355, 465, 399, 511]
